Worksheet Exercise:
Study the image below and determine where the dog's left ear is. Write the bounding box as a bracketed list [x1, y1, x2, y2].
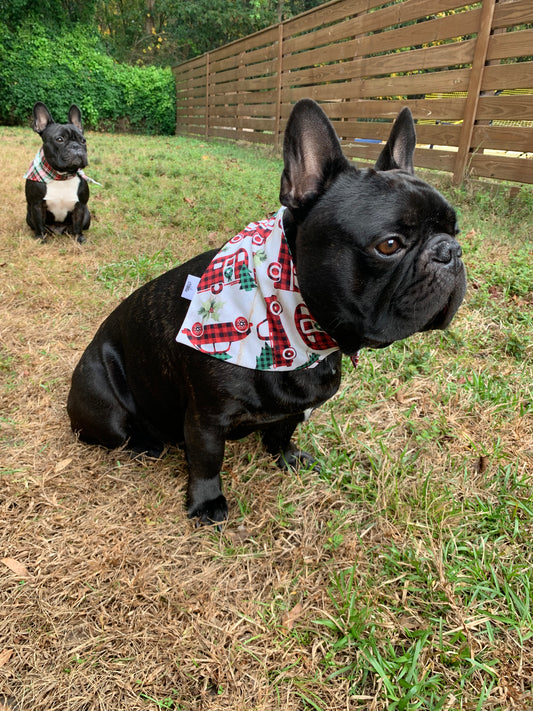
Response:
[68, 105, 83, 131]
[375, 107, 416, 174]
[280, 99, 350, 212]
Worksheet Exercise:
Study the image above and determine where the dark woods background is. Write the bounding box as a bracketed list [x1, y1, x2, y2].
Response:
[1, 0, 323, 66]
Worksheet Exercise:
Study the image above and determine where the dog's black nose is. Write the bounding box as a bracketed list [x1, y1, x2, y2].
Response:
[434, 238, 462, 264]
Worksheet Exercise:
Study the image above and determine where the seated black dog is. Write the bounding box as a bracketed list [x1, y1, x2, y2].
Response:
[67, 99, 466, 524]
[25, 102, 91, 243]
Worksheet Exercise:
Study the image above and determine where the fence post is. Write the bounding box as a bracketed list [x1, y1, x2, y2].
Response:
[275, 22, 284, 152]
[452, 0, 496, 185]
[205, 52, 210, 140]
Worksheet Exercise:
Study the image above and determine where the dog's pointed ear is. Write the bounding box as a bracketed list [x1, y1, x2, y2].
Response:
[375, 107, 416, 174]
[32, 102, 54, 134]
[280, 99, 349, 212]
[68, 105, 83, 131]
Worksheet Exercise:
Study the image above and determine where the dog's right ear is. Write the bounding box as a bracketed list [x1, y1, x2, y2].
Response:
[32, 102, 54, 134]
[280, 99, 349, 212]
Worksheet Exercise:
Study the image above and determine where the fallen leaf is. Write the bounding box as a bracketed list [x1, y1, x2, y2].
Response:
[282, 601, 303, 631]
[230, 525, 250, 542]
[398, 615, 421, 630]
[0, 649, 13, 668]
[54, 457, 72, 473]
[183, 197, 195, 206]
[1, 558, 30, 579]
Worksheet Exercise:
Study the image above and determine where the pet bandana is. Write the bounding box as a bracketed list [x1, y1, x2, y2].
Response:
[24, 147, 101, 185]
[176, 207, 344, 371]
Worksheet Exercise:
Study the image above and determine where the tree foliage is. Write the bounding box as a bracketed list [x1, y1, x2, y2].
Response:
[94, 0, 325, 65]
[0, 0, 326, 68]
[0, 19, 176, 133]
[0, 0, 98, 28]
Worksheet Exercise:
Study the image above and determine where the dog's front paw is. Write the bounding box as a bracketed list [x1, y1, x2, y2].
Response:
[277, 448, 321, 472]
[75, 234, 86, 244]
[187, 494, 228, 526]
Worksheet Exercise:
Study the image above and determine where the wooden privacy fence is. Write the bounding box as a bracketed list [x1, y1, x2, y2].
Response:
[172, 0, 533, 185]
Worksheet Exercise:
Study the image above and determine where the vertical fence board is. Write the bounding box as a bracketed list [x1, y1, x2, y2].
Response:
[453, 0, 497, 185]
[205, 53, 209, 140]
[275, 23, 283, 150]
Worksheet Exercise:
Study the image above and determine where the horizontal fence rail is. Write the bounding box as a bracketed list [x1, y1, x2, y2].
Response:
[172, 0, 533, 185]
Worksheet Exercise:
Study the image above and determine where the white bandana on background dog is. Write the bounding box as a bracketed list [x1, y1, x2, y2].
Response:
[176, 207, 342, 371]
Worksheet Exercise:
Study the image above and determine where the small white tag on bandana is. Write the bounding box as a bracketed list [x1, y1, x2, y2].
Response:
[182, 274, 200, 300]
[176, 207, 341, 371]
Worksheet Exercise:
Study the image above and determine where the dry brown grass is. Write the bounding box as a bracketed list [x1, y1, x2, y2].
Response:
[1, 126, 532, 711]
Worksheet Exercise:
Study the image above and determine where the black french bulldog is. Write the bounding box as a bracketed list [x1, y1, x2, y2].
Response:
[67, 99, 466, 525]
[25, 102, 91, 243]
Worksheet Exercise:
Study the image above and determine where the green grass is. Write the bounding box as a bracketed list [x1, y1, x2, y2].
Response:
[95, 247, 177, 296]
[0, 125, 532, 710]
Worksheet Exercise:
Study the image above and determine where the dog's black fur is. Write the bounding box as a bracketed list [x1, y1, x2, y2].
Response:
[25, 102, 90, 243]
[67, 99, 466, 524]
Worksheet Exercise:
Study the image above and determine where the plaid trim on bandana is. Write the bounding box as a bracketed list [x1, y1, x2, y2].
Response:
[176, 207, 351, 372]
[24, 147, 101, 185]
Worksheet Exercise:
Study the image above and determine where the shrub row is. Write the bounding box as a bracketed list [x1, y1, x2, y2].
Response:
[0, 21, 176, 135]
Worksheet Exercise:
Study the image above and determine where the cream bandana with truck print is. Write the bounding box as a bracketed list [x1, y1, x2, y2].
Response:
[176, 207, 346, 371]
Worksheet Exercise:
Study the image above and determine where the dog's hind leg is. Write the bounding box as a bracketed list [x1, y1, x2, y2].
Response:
[67, 341, 164, 458]
[67, 353, 131, 450]
[261, 415, 320, 472]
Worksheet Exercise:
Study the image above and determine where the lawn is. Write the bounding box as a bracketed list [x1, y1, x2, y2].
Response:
[0, 124, 532, 711]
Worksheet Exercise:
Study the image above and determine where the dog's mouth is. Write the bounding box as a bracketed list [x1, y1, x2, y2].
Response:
[421, 303, 452, 332]
[355, 292, 463, 352]
[421, 282, 466, 332]
[326, 266, 467, 357]
[359, 339, 392, 350]
[60, 156, 87, 172]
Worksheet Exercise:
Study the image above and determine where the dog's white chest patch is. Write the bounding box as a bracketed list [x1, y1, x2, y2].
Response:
[44, 177, 80, 221]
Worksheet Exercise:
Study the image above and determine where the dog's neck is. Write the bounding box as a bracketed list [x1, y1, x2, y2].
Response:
[176, 208, 343, 371]
[24, 147, 101, 185]
[25, 147, 79, 182]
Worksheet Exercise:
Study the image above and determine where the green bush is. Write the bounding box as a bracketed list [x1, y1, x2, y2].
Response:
[0, 20, 176, 134]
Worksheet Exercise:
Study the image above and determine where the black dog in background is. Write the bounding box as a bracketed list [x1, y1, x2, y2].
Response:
[67, 99, 466, 525]
[25, 102, 91, 243]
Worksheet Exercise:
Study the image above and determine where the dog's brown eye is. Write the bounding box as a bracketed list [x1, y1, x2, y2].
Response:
[57, 137, 64, 143]
[376, 238, 401, 256]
